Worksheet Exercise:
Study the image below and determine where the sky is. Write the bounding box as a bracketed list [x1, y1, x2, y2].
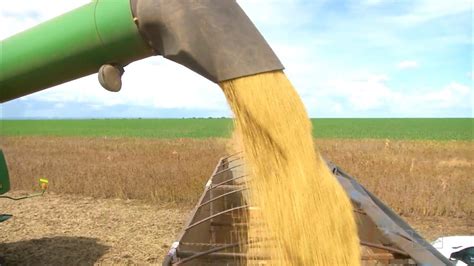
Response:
[0, 0, 472, 118]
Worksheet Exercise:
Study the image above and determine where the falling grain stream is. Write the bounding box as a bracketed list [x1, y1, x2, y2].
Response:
[220, 71, 360, 265]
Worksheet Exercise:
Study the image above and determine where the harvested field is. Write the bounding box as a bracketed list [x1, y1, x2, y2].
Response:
[317, 139, 473, 218]
[0, 137, 228, 206]
[1, 136, 471, 218]
[0, 136, 472, 264]
[0, 191, 189, 264]
[1, 192, 470, 265]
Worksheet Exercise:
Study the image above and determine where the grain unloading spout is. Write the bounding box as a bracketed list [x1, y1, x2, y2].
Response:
[0, 0, 283, 103]
[130, 0, 284, 83]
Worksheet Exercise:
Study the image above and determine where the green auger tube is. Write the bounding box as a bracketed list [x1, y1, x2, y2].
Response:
[0, 0, 152, 103]
[0, 0, 284, 103]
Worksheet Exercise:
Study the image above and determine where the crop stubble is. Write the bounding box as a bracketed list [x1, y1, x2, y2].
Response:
[0, 136, 472, 264]
[1, 136, 471, 217]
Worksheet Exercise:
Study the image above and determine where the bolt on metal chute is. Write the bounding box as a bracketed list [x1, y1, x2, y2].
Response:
[0, 0, 283, 103]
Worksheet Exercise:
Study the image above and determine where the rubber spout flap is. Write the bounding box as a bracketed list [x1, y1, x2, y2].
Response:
[132, 0, 284, 83]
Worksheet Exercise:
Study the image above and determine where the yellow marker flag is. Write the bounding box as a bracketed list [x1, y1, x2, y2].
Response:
[39, 178, 49, 191]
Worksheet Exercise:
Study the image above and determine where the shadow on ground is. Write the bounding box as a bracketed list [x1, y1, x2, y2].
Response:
[0, 236, 109, 265]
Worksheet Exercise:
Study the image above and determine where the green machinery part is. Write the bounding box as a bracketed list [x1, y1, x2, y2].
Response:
[0, 150, 10, 195]
[0, 0, 283, 103]
[0, 149, 47, 223]
[0, 149, 48, 200]
[0, 0, 152, 103]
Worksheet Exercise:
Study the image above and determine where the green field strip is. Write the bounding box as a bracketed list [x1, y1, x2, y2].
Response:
[0, 118, 472, 141]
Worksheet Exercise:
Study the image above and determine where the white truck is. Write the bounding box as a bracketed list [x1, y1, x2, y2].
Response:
[432, 236, 474, 265]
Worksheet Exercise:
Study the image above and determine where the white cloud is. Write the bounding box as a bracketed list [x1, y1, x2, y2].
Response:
[390, 0, 472, 25]
[0, 0, 89, 39]
[310, 73, 472, 116]
[363, 0, 383, 6]
[323, 73, 393, 111]
[238, 0, 329, 29]
[397, 60, 419, 69]
[421, 82, 471, 109]
[24, 57, 228, 111]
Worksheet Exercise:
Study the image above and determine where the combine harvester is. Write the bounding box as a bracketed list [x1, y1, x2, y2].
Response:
[0, 0, 454, 265]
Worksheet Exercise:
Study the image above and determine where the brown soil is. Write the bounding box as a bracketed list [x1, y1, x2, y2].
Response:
[0, 191, 190, 265]
[0, 192, 471, 265]
[404, 216, 473, 241]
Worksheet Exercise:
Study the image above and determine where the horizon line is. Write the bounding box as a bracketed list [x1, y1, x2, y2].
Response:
[1, 117, 472, 120]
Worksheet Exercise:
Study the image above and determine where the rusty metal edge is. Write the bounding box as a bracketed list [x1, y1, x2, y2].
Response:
[162, 157, 226, 266]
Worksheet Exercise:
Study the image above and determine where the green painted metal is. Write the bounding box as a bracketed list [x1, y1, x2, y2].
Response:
[0, 214, 13, 223]
[0, 0, 153, 103]
[0, 150, 10, 195]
